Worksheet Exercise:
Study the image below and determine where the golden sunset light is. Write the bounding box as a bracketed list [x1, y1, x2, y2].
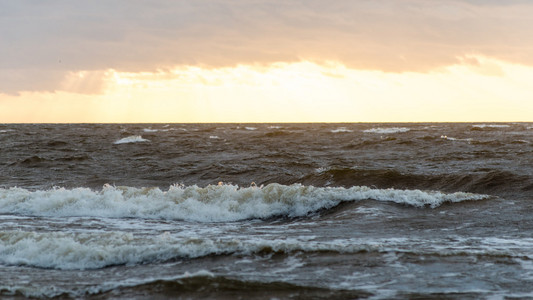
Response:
[1, 57, 532, 122]
[1, 1, 532, 122]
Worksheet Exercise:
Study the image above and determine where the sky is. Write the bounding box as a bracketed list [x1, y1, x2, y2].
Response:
[1, 0, 532, 123]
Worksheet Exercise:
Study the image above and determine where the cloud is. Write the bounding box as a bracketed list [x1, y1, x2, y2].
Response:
[1, 0, 532, 94]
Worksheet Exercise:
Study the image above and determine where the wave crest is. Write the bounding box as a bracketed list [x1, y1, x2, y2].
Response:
[113, 135, 150, 144]
[363, 127, 410, 134]
[1, 230, 525, 271]
[0, 184, 488, 222]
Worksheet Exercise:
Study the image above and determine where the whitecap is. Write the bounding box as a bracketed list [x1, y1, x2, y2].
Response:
[245, 127, 257, 131]
[363, 127, 410, 134]
[144, 128, 171, 132]
[331, 127, 353, 133]
[209, 136, 220, 139]
[472, 124, 510, 129]
[315, 167, 329, 173]
[113, 135, 150, 144]
[513, 140, 530, 144]
[440, 135, 473, 143]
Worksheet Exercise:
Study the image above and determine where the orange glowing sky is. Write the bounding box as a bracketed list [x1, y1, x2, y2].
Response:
[1, 1, 532, 122]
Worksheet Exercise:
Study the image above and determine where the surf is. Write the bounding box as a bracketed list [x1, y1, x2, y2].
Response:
[0, 184, 489, 222]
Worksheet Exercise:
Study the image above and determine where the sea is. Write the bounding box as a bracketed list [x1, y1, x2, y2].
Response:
[0, 123, 532, 299]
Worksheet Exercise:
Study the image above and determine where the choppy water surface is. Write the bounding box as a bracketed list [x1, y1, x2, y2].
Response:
[1, 123, 532, 299]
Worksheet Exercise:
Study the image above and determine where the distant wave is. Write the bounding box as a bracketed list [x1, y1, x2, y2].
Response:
[143, 128, 172, 132]
[0, 184, 488, 223]
[331, 127, 353, 133]
[245, 127, 258, 131]
[363, 127, 410, 134]
[264, 130, 292, 137]
[10, 154, 91, 166]
[512, 140, 530, 144]
[440, 135, 473, 142]
[114, 135, 150, 144]
[472, 124, 510, 129]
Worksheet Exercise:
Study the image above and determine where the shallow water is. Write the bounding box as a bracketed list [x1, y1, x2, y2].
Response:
[1, 123, 532, 299]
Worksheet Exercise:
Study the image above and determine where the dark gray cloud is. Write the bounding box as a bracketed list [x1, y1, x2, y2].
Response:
[1, 0, 532, 94]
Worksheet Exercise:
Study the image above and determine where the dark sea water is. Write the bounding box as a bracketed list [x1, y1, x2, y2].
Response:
[0, 123, 532, 299]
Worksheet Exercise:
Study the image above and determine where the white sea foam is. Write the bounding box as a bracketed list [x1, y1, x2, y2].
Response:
[0, 184, 489, 222]
[472, 124, 510, 129]
[331, 127, 353, 133]
[209, 135, 220, 139]
[245, 127, 257, 131]
[0, 230, 268, 270]
[0, 129, 14, 133]
[1, 232, 526, 272]
[0, 231, 374, 270]
[315, 167, 329, 173]
[144, 128, 171, 132]
[363, 127, 410, 134]
[440, 135, 473, 143]
[113, 135, 150, 144]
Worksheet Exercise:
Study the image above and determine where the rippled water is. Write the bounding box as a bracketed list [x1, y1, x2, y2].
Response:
[0, 123, 532, 299]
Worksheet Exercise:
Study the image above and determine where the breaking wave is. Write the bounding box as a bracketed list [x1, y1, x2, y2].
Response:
[1, 231, 529, 271]
[363, 127, 410, 134]
[440, 135, 473, 142]
[331, 127, 353, 133]
[471, 124, 511, 129]
[114, 135, 150, 144]
[0, 231, 351, 270]
[0, 184, 488, 222]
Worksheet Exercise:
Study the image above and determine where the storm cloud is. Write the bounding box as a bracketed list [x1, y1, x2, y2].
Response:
[1, 0, 532, 94]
